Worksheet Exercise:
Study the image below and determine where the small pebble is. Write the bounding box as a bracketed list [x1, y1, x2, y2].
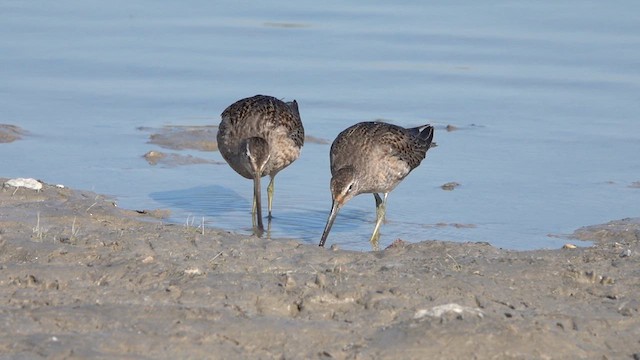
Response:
[143, 150, 166, 165]
[385, 239, 408, 249]
[315, 273, 327, 288]
[562, 244, 577, 249]
[283, 273, 296, 288]
[441, 182, 460, 191]
[620, 249, 632, 258]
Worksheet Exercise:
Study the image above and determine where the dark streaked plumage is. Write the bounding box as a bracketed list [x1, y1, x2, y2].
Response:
[217, 95, 304, 234]
[319, 121, 434, 250]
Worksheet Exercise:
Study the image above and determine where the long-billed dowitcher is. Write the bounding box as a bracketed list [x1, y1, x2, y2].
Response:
[319, 121, 434, 250]
[217, 95, 304, 234]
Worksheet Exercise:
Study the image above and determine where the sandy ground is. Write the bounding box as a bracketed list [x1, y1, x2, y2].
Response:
[0, 179, 639, 359]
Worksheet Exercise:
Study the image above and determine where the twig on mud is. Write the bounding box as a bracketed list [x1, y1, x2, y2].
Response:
[209, 251, 224, 269]
[185, 214, 195, 228]
[85, 202, 98, 213]
[32, 212, 43, 239]
[71, 216, 80, 239]
[446, 253, 462, 271]
[211, 251, 223, 262]
[34, 212, 40, 231]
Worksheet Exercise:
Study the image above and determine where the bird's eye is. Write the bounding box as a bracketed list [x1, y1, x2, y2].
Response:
[347, 183, 354, 192]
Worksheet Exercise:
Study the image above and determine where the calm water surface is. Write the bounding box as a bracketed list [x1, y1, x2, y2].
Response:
[2, 1, 639, 250]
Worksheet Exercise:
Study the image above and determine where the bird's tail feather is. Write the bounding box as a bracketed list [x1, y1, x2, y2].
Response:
[409, 124, 434, 145]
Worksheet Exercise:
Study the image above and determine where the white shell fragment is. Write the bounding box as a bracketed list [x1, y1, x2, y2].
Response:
[5, 178, 43, 191]
[184, 268, 203, 276]
[414, 303, 485, 319]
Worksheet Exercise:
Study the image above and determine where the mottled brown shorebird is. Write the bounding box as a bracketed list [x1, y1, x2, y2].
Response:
[217, 95, 304, 234]
[319, 121, 434, 250]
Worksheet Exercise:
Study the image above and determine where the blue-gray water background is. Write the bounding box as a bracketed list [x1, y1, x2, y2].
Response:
[2, 1, 639, 250]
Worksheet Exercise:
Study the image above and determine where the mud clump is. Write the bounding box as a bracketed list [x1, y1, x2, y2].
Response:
[144, 125, 219, 152]
[142, 150, 221, 167]
[0, 124, 27, 143]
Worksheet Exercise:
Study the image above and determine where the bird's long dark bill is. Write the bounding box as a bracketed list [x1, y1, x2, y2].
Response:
[253, 174, 264, 234]
[319, 201, 341, 247]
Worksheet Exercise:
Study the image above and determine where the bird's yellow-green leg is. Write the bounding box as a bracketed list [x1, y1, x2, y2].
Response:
[370, 193, 388, 251]
[266, 214, 272, 239]
[267, 176, 275, 219]
[252, 175, 264, 236]
[252, 192, 257, 213]
[251, 195, 257, 227]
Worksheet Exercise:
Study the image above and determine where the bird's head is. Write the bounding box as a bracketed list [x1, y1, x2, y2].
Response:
[242, 137, 270, 176]
[330, 166, 359, 206]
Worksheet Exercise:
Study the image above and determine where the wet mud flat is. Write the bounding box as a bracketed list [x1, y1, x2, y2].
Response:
[0, 179, 639, 359]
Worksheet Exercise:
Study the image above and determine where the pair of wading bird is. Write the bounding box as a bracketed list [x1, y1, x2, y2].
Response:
[217, 95, 435, 250]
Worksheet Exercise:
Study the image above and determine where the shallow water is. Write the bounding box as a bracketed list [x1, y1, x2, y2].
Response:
[2, 1, 639, 250]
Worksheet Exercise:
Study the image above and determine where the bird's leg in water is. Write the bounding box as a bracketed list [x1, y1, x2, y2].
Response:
[252, 176, 264, 236]
[267, 176, 275, 219]
[370, 193, 388, 250]
[252, 196, 257, 228]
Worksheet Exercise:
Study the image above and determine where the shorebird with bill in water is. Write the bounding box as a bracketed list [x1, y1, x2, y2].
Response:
[217, 95, 304, 235]
[319, 121, 434, 250]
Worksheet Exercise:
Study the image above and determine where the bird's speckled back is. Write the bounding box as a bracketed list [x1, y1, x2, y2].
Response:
[329, 121, 434, 193]
[217, 95, 304, 178]
[331, 122, 433, 171]
[219, 95, 303, 148]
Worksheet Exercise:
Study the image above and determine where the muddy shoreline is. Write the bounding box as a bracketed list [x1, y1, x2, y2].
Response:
[0, 179, 639, 359]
